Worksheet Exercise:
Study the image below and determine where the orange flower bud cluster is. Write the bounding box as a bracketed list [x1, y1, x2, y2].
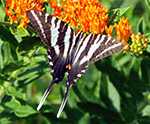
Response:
[114, 16, 132, 41]
[130, 32, 149, 56]
[5, 0, 45, 28]
[50, 0, 113, 35]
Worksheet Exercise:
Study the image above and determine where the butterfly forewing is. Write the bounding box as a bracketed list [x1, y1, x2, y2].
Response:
[26, 10, 76, 113]
[26, 10, 75, 81]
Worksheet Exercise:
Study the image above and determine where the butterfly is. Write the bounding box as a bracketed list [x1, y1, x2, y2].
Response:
[26, 10, 123, 118]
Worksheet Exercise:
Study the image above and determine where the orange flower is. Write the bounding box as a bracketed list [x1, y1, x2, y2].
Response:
[105, 25, 113, 37]
[114, 16, 132, 41]
[5, 0, 45, 28]
[49, 0, 110, 35]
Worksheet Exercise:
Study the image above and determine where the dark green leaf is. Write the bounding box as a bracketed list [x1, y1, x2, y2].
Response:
[0, 25, 18, 51]
[2, 60, 27, 74]
[17, 36, 41, 53]
[78, 102, 124, 123]
[137, 17, 144, 34]
[107, 10, 118, 25]
[141, 58, 150, 83]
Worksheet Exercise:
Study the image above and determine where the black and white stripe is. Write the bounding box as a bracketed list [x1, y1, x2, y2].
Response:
[26, 10, 124, 118]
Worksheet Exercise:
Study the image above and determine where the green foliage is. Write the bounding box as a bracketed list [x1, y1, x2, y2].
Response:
[0, 0, 150, 124]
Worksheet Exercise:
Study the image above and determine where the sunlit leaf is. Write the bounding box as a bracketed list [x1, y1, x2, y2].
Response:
[14, 105, 36, 117]
[10, 27, 30, 37]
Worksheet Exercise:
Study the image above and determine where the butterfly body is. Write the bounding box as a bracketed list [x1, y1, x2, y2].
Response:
[26, 10, 123, 118]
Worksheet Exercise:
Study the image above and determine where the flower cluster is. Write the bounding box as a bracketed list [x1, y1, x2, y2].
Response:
[130, 32, 149, 56]
[5, 0, 45, 28]
[3, 0, 149, 57]
[49, 0, 113, 35]
[114, 16, 132, 42]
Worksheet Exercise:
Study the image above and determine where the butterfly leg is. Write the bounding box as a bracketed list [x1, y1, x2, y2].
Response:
[56, 82, 71, 118]
[37, 79, 56, 111]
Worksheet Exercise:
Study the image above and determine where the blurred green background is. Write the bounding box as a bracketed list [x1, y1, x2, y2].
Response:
[0, 0, 150, 124]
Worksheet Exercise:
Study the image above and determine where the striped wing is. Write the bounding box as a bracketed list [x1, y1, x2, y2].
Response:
[26, 10, 75, 81]
[69, 33, 123, 84]
[26, 10, 75, 111]
[26, 9, 123, 119]
[57, 34, 124, 117]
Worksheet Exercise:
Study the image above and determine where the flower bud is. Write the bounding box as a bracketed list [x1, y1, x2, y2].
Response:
[124, 44, 130, 51]
[144, 43, 148, 49]
[130, 32, 149, 56]
[142, 34, 145, 38]
[145, 38, 149, 43]
[131, 33, 135, 39]
[139, 51, 143, 54]
[122, 39, 127, 46]
[138, 43, 142, 46]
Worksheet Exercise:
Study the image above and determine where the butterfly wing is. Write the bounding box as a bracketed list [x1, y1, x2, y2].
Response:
[68, 33, 123, 84]
[26, 10, 75, 110]
[56, 34, 124, 118]
[26, 10, 124, 118]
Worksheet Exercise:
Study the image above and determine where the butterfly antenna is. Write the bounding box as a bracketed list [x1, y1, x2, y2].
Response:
[56, 84, 71, 118]
[37, 79, 56, 111]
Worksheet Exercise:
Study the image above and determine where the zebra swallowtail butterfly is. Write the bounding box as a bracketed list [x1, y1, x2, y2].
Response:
[26, 10, 123, 118]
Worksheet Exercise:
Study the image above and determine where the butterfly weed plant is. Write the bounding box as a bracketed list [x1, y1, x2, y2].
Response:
[0, 0, 150, 123]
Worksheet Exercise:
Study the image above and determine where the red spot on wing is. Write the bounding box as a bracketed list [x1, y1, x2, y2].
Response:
[66, 64, 71, 70]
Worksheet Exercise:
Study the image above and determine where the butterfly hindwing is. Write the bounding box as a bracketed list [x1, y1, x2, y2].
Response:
[66, 33, 124, 86]
[87, 34, 123, 63]
[56, 34, 123, 117]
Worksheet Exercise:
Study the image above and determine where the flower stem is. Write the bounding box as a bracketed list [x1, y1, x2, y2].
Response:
[0, 21, 11, 26]
[137, 92, 150, 113]
[27, 25, 37, 34]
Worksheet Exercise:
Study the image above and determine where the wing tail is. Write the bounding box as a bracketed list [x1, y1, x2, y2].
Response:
[37, 79, 56, 111]
[57, 84, 71, 118]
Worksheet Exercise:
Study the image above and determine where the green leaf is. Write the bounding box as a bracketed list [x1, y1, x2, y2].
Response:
[107, 10, 119, 25]
[1, 42, 11, 65]
[5, 101, 20, 110]
[99, 74, 110, 106]
[119, 6, 131, 16]
[17, 36, 41, 53]
[10, 27, 30, 37]
[141, 58, 150, 83]
[5, 101, 36, 117]
[0, 25, 18, 51]
[0, 105, 4, 113]
[78, 102, 124, 123]
[138, 116, 150, 124]
[2, 61, 27, 74]
[146, 32, 150, 38]
[143, 105, 150, 116]
[14, 105, 36, 117]
[8, 87, 27, 101]
[0, 118, 12, 124]
[16, 61, 49, 87]
[0, 25, 19, 60]
[137, 17, 144, 34]
[112, 6, 131, 19]
[0, 40, 4, 69]
[146, 0, 150, 10]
